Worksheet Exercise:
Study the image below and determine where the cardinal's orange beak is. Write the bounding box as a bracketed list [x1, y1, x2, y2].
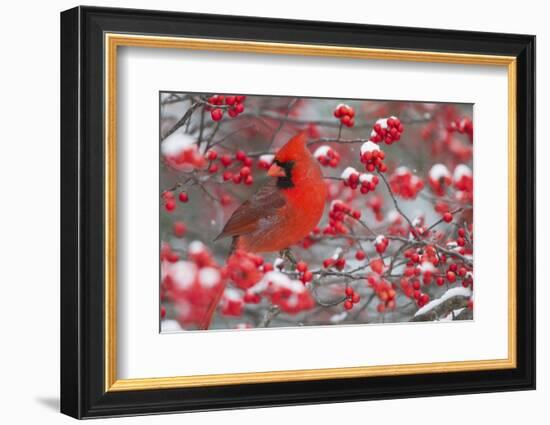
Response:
[267, 163, 286, 177]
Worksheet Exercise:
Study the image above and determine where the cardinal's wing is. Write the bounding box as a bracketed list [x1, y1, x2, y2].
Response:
[214, 181, 286, 240]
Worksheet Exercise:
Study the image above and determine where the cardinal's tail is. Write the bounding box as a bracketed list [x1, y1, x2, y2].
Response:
[197, 280, 226, 331]
[197, 237, 238, 330]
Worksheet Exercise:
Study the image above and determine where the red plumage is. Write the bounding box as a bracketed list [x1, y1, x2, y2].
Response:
[198, 132, 327, 329]
[216, 131, 327, 252]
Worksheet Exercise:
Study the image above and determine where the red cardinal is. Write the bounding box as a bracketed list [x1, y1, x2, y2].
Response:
[198, 131, 327, 329]
[216, 131, 327, 252]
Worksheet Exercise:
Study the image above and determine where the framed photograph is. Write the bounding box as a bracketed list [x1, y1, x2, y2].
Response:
[60, 6, 535, 419]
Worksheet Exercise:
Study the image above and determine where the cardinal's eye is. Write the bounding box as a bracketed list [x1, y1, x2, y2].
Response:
[274, 160, 295, 188]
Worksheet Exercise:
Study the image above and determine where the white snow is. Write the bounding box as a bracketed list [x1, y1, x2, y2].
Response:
[340, 166, 358, 180]
[375, 235, 386, 245]
[360, 141, 381, 155]
[429, 163, 451, 181]
[198, 267, 221, 288]
[394, 166, 410, 176]
[442, 308, 466, 321]
[336, 103, 350, 111]
[314, 145, 331, 158]
[453, 164, 472, 182]
[330, 312, 348, 323]
[169, 261, 197, 290]
[260, 271, 306, 293]
[414, 286, 472, 317]
[188, 240, 206, 254]
[331, 247, 343, 260]
[273, 258, 285, 270]
[418, 262, 436, 273]
[161, 319, 183, 332]
[412, 217, 423, 227]
[359, 173, 375, 183]
[375, 118, 388, 129]
[223, 287, 242, 301]
[386, 210, 401, 223]
[161, 132, 196, 156]
[259, 154, 275, 164]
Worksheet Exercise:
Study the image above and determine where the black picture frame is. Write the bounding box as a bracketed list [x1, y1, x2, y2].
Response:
[60, 5, 535, 419]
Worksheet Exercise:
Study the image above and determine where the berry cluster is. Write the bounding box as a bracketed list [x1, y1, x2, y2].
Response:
[221, 288, 244, 317]
[322, 249, 346, 270]
[389, 167, 425, 199]
[360, 141, 387, 172]
[369, 116, 404, 145]
[314, 145, 341, 167]
[161, 133, 206, 171]
[296, 261, 313, 284]
[162, 190, 189, 213]
[161, 242, 225, 328]
[207, 94, 246, 121]
[210, 150, 255, 186]
[453, 164, 473, 202]
[340, 167, 379, 194]
[428, 163, 452, 196]
[374, 235, 389, 254]
[226, 249, 265, 290]
[343, 286, 360, 310]
[322, 201, 361, 236]
[448, 117, 473, 141]
[367, 275, 397, 312]
[242, 270, 315, 314]
[333, 103, 356, 128]
[399, 276, 431, 307]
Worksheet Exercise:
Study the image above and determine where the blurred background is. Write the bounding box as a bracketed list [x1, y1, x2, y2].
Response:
[159, 93, 473, 331]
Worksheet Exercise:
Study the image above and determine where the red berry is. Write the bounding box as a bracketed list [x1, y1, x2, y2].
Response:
[323, 258, 334, 268]
[244, 175, 254, 185]
[443, 212, 453, 223]
[205, 150, 218, 161]
[160, 306, 166, 318]
[446, 271, 457, 283]
[344, 300, 353, 310]
[239, 166, 251, 177]
[211, 108, 223, 121]
[178, 192, 189, 202]
[302, 270, 313, 283]
[352, 293, 360, 303]
[355, 250, 366, 261]
[296, 261, 308, 273]
[161, 190, 174, 200]
[345, 287, 354, 297]
[165, 200, 176, 212]
[173, 221, 186, 237]
[220, 154, 232, 167]
[220, 194, 231, 206]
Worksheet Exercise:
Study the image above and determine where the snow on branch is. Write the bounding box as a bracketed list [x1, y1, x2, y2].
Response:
[411, 287, 472, 322]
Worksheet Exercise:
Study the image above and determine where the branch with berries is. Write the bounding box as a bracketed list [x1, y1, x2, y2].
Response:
[159, 95, 474, 330]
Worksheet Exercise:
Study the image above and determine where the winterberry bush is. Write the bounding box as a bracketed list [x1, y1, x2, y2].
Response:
[160, 93, 474, 331]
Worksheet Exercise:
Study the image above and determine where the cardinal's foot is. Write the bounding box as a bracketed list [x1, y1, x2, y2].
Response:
[279, 248, 297, 266]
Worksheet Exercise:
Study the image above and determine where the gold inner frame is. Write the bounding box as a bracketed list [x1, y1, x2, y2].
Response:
[104, 33, 517, 392]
